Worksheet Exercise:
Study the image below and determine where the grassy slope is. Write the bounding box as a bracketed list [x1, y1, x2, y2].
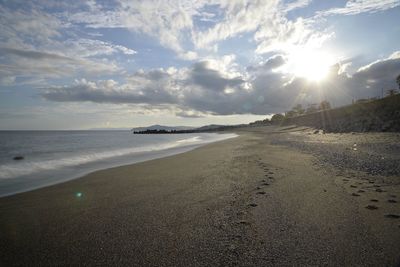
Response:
[283, 94, 400, 132]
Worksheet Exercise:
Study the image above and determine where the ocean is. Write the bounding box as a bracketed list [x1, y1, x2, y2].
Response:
[0, 131, 237, 197]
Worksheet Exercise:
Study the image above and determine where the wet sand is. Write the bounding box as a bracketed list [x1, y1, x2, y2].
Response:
[1, 126, 399, 266]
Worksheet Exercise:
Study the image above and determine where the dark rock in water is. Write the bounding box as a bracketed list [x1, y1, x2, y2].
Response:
[13, 156, 24, 160]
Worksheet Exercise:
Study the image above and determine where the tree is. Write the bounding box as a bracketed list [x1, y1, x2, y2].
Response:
[387, 89, 397, 96]
[319, 100, 331, 110]
[396, 74, 400, 90]
[292, 104, 305, 115]
[306, 103, 318, 114]
[271, 113, 285, 124]
[285, 110, 297, 118]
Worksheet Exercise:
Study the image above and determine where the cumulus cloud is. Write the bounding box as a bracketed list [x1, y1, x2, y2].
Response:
[41, 76, 176, 105]
[41, 52, 400, 116]
[40, 59, 254, 115]
[282, 53, 400, 106]
[2, 0, 400, 122]
[189, 61, 245, 91]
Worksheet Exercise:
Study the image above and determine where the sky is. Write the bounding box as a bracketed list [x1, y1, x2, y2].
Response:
[0, 0, 400, 130]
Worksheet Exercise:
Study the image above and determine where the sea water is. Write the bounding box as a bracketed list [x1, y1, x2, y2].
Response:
[0, 131, 237, 197]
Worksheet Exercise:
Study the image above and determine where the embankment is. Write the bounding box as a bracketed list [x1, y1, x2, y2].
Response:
[283, 94, 400, 132]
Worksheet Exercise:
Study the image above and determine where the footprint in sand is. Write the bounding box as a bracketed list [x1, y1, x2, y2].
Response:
[388, 199, 397, 203]
[352, 193, 360, 197]
[343, 178, 349, 182]
[376, 188, 386, 193]
[370, 199, 379, 202]
[256, 191, 266, 195]
[365, 205, 378, 210]
[238, 220, 251, 225]
[350, 185, 358, 188]
[248, 203, 257, 207]
[384, 214, 400, 219]
[262, 182, 270, 186]
[358, 190, 365, 193]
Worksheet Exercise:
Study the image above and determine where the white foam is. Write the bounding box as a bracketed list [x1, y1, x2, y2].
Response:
[0, 133, 236, 180]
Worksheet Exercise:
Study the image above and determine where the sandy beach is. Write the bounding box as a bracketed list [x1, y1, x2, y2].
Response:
[1, 126, 399, 266]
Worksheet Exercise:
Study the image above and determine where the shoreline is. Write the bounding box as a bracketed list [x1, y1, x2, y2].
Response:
[0, 133, 237, 198]
[1, 127, 399, 266]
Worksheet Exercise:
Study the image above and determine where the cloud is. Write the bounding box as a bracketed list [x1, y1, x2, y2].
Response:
[247, 54, 286, 72]
[281, 52, 400, 106]
[0, 47, 121, 82]
[194, 1, 280, 49]
[0, 5, 136, 85]
[3, 1, 400, 121]
[41, 52, 400, 116]
[189, 61, 245, 91]
[40, 60, 255, 115]
[64, 0, 199, 55]
[0, 47, 75, 61]
[41, 77, 176, 105]
[318, 0, 400, 16]
[62, 39, 137, 57]
[282, 0, 313, 12]
[55, 0, 321, 59]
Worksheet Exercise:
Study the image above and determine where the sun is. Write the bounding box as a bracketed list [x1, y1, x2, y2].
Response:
[289, 49, 335, 82]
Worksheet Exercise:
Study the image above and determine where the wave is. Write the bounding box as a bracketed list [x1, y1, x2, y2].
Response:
[0, 133, 236, 180]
